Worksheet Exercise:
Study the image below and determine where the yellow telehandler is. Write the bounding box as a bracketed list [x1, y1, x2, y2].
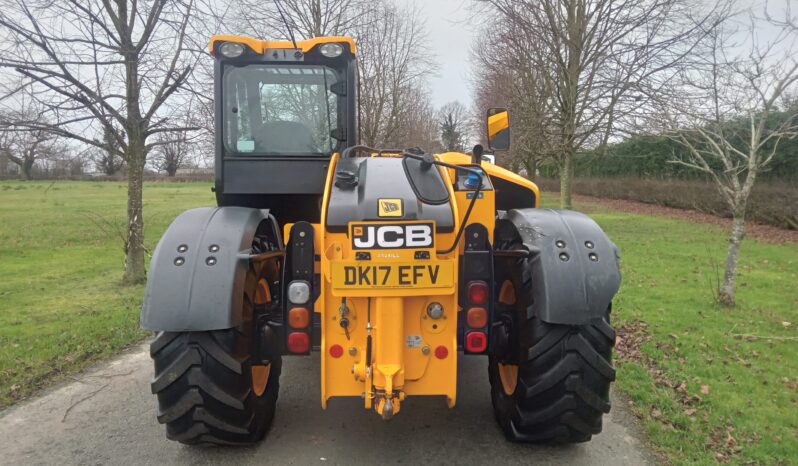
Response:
[141, 35, 620, 445]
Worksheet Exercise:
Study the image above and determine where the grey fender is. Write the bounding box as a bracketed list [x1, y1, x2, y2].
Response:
[141, 207, 276, 331]
[496, 209, 621, 325]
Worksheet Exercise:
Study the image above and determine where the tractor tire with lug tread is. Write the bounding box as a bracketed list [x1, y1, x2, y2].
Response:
[490, 245, 616, 444]
[150, 265, 281, 445]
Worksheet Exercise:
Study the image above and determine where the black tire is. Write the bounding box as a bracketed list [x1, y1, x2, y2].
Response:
[149, 266, 282, 445]
[490, 249, 616, 444]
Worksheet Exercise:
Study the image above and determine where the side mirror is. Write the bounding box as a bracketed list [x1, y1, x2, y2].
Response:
[486, 108, 510, 151]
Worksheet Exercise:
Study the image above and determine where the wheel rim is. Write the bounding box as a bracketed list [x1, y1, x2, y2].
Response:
[255, 278, 271, 305]
[498, 280, 516, 305]
[497, 279, 518, 395]
[251, 364, 271, 397]
[498, 363, 518, 396]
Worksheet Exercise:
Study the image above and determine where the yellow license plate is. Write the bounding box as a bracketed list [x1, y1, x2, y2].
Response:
[331, 261, 454, 289]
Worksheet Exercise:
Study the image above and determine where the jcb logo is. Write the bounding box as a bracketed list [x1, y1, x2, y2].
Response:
[351, 222, 434, 250]
[378, 198, 403, 217]
[381, 201, 400, 213]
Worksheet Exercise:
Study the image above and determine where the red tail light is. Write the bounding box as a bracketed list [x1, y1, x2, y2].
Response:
[467, 281, 489, 305]
[287, 332, 310, 353]
[465, 331, 487, 353]
[434, 345, 449, 359]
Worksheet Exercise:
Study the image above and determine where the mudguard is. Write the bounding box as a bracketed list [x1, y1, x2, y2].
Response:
[141, 207, 276, 331]
[496, 209, 621, 325]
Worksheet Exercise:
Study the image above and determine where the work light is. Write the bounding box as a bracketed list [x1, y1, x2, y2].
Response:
[219, 42, 245, 58]
[319, 43, 343, 58]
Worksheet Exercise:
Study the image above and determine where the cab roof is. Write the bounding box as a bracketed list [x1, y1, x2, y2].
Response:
[209, 35, 356, 55]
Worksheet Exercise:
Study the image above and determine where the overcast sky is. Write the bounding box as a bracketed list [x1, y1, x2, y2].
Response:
[396, 0, 793, 111]
[397, 0, 476, 110]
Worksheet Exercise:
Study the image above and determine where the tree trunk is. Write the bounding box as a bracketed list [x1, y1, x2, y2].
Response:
[719, 213, 745, 306]
[22, 158, 34, 180]
[523, 154, 537, 182]
[121, 40, 147, 285]
[0, 152, 8, 175]
[559, 147, 575, 209]
[123, 147, 147, 285]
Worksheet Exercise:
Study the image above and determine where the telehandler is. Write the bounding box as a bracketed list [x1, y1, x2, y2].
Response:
[141, 34, 621, 445]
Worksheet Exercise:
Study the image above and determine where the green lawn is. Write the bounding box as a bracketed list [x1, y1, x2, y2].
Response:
[542, 195, 797, 465]
[0, 181, 215, 407]
[0, 181, 795, 463]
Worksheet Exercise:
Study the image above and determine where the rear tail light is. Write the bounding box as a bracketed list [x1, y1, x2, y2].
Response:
[287, 332, 310, 353]
[465, 331, 487, 353]
[467, 281, 489, 305]
[466, 307, 488, 328]
[287, 307, 310, 329]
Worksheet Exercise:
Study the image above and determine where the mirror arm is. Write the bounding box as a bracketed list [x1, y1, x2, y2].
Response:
[472, 144, 484, 165]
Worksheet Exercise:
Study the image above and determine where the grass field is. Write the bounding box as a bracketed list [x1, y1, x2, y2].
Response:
[1, 180, 796, 463]
[0, 181, 215, 407]
[566, 199, 798, 464]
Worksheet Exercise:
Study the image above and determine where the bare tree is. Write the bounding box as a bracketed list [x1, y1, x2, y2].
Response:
[93, 152, 127, 176]
[0, 143, 10, 175]
[655, 11, 798, 306]
[89, 124, 126, 176]
[65, 150, 89, 176]
[471, 20, 556, 178]
[478, 0, 721, 208]
[237, 0, 376, 39]
[357, 2, 435, 148]
[45, 144, 88, 177]
[152, 131, 191, 176]
[0, 107, 63, 180]
[391, 86, 442, 153]
[0, 129, 52, 180]
[94, 152, 126, 176]
[0, 0, 206, 284]
[765, 0, 797, 31]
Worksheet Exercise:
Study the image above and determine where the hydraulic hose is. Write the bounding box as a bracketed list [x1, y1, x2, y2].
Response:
[399, 150, 483, 255]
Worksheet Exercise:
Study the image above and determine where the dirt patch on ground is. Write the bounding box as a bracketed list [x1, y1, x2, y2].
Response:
[573, 194, 798, 244]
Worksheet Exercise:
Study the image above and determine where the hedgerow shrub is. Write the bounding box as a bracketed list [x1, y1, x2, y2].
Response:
[535, 177, 798, 230]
